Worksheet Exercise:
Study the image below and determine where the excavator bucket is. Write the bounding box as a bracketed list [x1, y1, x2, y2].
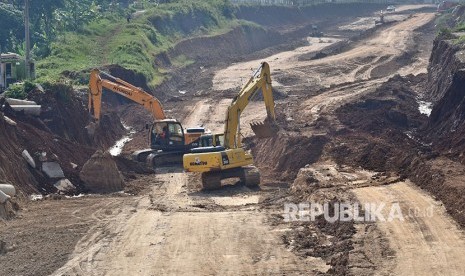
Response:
[250, 120, 278, 138]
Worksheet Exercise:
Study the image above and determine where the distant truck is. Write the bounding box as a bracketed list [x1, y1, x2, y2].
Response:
[386, 5, 396, 12]
[310, 25, 323, 37]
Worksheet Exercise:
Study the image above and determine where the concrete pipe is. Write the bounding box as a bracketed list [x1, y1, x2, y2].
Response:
[0, 184, 16, 197]
[9, 105, 41, 116]
[0, 190, 10, 204]
[6, 98, 37, 106]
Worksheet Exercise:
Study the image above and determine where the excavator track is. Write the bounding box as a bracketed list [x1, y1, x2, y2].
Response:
[201, 172, 222, 190]
[201, 166, 261, 190]
[146, 151, 185, 168]
[241, 166, 261, 187]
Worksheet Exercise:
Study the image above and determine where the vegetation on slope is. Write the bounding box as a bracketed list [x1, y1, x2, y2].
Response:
[34, 0, 243, 86]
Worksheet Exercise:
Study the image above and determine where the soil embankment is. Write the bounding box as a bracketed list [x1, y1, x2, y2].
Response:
[0, 84, 128, 195]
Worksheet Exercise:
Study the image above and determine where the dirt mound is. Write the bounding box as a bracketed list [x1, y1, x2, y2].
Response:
[0, 82, 130, 196]
[329, 75, 465, 227]
[0, 110, 40, 194]
[79, 150, 125, 193]
[28, 84, 92, 145]
[105, 64, 149, 91]
[91, 113, 127, 149]
[249, 133, 328, 181]
[22, 84, 126, 150]
[330, 75, 428, 172]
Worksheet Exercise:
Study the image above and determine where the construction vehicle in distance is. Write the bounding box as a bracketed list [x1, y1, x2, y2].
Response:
[310, 25, 323, 37]
[183, 62, 277, 189]
[88, 69, 205, 166]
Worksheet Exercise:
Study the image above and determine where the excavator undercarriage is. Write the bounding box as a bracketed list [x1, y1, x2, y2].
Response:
[201, 166, 260, 190]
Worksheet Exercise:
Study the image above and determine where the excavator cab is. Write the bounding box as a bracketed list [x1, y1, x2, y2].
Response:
[150, 119, 205, 151]
[150, 120, 186, 151]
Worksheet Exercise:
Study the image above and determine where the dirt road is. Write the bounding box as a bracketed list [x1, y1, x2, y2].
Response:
[53, 173, 329, 275]
[54, 98, 328, 276]
[214, 13, 435, 91]
[354, 182, 465, 276]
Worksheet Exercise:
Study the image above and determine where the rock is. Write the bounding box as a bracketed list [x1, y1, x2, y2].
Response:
[22, 149, 36, 168]
[54, 179, 76, 193]
[4, 116, 16, 126]
[42, 162, 65, 178]
[0, 184, 16, 197]
[9, 105, 41, 116]
[79, 150, 125, 193]
[70, 162, 78, 169]
[0, 190, 10, 204]
[6, 98, 37, 106]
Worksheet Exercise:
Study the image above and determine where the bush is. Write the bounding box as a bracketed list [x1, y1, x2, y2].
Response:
[3, 81, 38, 100]
[4, 83, 26, 99]
[439, 27, 454, 39]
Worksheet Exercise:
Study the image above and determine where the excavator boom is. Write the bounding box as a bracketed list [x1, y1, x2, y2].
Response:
[89, 69, 166, 122]
[223, 62, 277, 149]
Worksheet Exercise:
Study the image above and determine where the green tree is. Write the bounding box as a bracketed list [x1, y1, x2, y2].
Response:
[0, 3, 23, 52]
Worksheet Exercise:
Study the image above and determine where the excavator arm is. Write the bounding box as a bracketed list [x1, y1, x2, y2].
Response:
[88, 69, 166, 122]
[223, 62, 276, 149]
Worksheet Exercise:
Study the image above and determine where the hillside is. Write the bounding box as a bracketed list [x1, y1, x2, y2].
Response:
[36, 1, 377, 87]
[36, 0, 242, 86]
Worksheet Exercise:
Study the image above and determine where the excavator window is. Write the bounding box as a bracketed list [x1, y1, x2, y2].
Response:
[153, 124, 167, 145]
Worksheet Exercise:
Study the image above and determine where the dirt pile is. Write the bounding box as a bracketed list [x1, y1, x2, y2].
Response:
[0, 83, 128, 196]
[28, 84, 126, 149]
[27, 84, 92, 145]
[329, 75, 465, 227]
[79, 150, 125, 193]
[249, 133, 328, 181]
[0, 108, 39, 194]
[330, 75, 427, 171]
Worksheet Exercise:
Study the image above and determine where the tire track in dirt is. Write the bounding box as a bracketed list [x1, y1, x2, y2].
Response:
[214, 13, 434, 91]
[353, 182, 465, 276]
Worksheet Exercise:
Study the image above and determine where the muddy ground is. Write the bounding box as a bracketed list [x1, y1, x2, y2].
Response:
[2, 4, 465, 276]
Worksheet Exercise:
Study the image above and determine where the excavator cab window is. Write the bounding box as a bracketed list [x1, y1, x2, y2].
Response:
[215, 134, 224, 147]
[151, 122, 185, 148]
[198, 134, 224, 147]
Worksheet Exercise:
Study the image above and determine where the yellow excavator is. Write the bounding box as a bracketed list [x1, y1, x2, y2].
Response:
[183, 62, 277, 189]
[88, 69, 205, 166]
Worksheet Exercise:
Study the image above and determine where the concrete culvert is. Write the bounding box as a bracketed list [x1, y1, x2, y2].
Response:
[79, 150, 125, 194]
